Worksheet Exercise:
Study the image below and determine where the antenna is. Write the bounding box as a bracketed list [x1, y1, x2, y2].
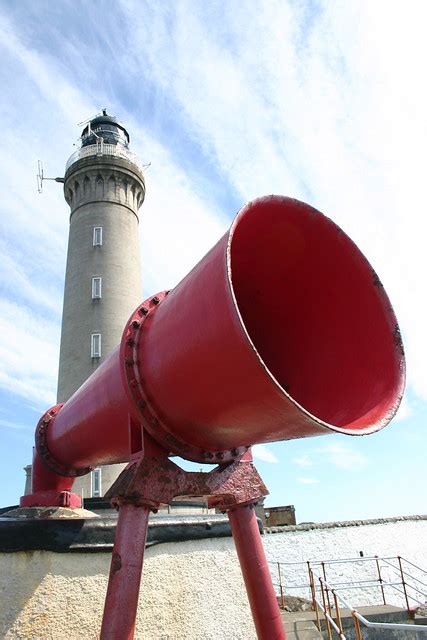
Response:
[77, 110, 109, 144]
[36, 160, 64, 194]
[77, 111, 103, 127]
[37, 160, 43, 194]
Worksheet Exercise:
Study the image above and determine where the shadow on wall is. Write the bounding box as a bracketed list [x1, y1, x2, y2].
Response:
[0, 550, 110, 639]
[0, 537, 257, 640]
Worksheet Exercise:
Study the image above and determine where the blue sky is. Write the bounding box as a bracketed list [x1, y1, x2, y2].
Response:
[0, 1, 425, 523]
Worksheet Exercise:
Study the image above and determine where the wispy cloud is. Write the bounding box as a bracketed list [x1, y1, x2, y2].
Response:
[316, 443, 368, 471]
[293, 455, 313, 468]
[298, 477, 320, 485]
[252, 444, 279, 464]
[0, 300, 59, 408]
[0, 10, 227, 410]
[119, 1, 425, 405]
[0, 418, 29, 431]
[1, 1, 423, 414]
[0, 0, 424, 517]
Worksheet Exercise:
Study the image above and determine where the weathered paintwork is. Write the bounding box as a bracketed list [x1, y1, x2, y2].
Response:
[26, 195, 404, 493]
[20, 194, 406, 640]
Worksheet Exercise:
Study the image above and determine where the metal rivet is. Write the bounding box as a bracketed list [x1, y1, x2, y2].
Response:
[139, 307, 148, 316]
[152, 296, 160, 305]
[132, 320, 140, 329]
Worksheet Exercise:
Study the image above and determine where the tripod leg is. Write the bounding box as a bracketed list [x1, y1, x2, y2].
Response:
[100, 503, 150, 639]
[228, 505, 285, 639]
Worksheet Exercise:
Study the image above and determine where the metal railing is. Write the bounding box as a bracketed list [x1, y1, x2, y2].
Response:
[269, 556, 427, 638]
[65, 141, 143, 172]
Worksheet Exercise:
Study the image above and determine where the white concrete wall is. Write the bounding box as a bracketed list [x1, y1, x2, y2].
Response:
[263, 519, 427, 607]
[0, 538, 256, 640]
[0, 518, 425, 639]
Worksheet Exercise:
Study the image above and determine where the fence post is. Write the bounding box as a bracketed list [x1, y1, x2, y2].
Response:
[320, 578, 332, 640]
[308, 566, 321, 632]
[321, 561, 333, 615]
[352, 612, 363, 640]
[277, 562, 285, 609]
[332, 589, 344, 638]
[375, 555, 387, 606]
[397, 556, 411, 612]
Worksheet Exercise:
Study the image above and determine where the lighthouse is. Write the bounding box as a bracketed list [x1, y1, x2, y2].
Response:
[54, 111, 145, 498]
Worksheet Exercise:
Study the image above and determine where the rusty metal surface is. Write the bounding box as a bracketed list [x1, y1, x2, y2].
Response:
[25, 195, 405, 496]
[21, 446, 81, 508]
[101, 440, 277, 640]
[120, 292, 249, 463]
[137, 196, 404, 452]
[35, 404, 93, 477]
[105, 448, 268, 511]
[19, 489, 82, 509]
[229, 505, 286, 639]
[100, 503, 150, 640]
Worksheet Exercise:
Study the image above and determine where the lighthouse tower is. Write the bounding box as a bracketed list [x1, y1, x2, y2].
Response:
[57, 110, 145, 498]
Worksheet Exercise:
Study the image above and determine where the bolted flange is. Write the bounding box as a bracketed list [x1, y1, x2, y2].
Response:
[35, 404, 94, 477]
[121, 291, 249, 464]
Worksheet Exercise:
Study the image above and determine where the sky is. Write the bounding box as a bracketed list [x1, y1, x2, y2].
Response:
[0, 0, 425, 523]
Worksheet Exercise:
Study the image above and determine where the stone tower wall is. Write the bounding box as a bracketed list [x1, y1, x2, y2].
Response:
[57, 155, 145, 403]
[55, 153, 145, 498]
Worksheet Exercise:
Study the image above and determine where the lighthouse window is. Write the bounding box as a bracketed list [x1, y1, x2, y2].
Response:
[92, 276, 102, 299]
[93, 226, 103, 246]
[91, 333, 101, 358]
[91, 468, 102, 497]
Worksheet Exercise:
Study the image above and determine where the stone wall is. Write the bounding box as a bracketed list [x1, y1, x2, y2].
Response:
[263, 517, 427, 607]
[0, 538, 256, 640]
[0, 517, 425, 639]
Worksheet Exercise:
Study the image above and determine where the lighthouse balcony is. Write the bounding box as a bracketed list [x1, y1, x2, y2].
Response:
[65, 141, 143, 173]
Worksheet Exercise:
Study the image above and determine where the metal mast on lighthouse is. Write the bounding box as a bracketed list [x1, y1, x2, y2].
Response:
[57, 110, 145, 498]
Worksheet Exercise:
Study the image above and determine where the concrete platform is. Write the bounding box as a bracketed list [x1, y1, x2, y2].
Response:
[281, 610, 322, 639]
[282, 605, 426, 639]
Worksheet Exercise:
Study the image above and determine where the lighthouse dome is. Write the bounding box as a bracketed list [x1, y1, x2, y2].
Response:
[81, 110, 130, 148]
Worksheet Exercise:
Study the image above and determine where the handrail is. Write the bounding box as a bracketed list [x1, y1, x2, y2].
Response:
[318, 576, 427, 634]
[313, 591, 346, 639]
[386, 583, 426, 606]
[380, 557, 427, 590]
[270, 556, 427, 639]
[400, 557, 427, 574]
[65, 142, 144, 173]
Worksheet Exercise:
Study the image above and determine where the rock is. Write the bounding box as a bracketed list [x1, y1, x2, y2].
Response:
[280, 595, 314, 612]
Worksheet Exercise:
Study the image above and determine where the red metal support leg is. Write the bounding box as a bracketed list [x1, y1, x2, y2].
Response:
[228, 505, 285, 640]
[100, 502, 150, 640]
